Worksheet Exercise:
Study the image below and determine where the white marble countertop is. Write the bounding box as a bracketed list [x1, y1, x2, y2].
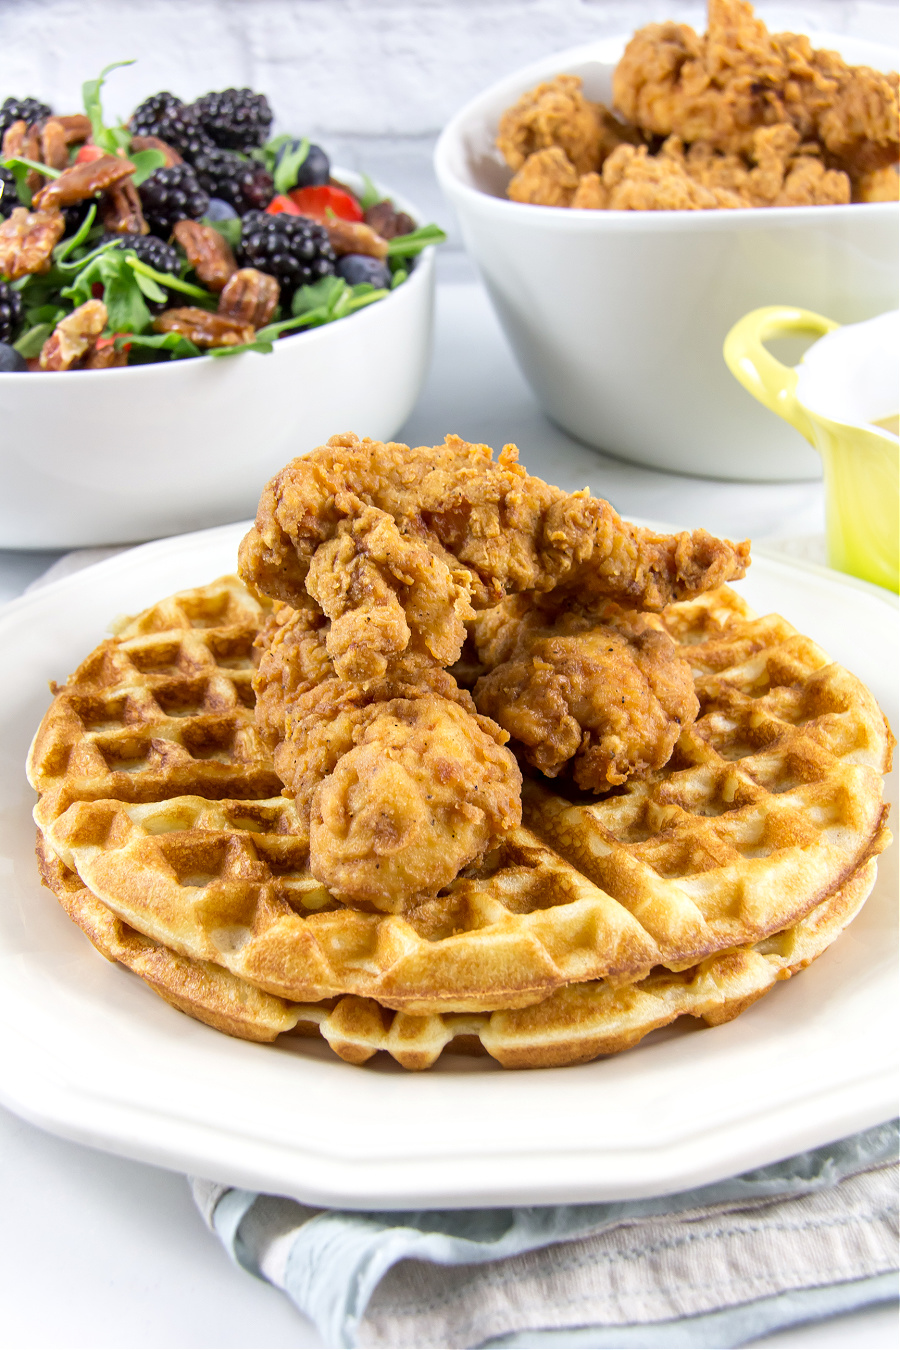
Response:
[0, 275, 896, 1350]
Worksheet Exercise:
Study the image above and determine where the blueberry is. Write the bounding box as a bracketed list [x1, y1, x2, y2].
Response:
[336, 254, 391, 288]
[276, 139, 330, 189]
[204, 196, 239, 220]
[0, 342, 27, 372]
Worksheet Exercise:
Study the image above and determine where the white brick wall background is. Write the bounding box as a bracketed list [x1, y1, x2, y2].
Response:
[0, 0, 896, 249]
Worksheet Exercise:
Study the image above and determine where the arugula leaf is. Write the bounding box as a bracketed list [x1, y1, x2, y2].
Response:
[23, 302, 67, 327]
[60, 246, 153, 332]
[291, 275, 347, 318]
[53, 203, 97, 264]
[104, 265, 152, 333]
[202, 214, 242, 250]
[131, 270, 168, 304]
[82, 61, 135, 153]
[390, 267, 408, 289]
[273, 138, 309, 195]
[357, 174, 382, 211]
[13, 322, 53, 357]
[116, 331, 201, 360]
[385, 223, 446, 256]
[2, 155, 62, 180]
[254, 132, 294, 174]
[129, 148, 166, 186]
[125, 256, 217, 306]
[54, 235, 121, 274]
[208, 336, 275, 358]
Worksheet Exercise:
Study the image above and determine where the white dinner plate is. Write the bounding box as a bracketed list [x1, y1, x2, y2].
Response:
[0, 523, 896, 1209]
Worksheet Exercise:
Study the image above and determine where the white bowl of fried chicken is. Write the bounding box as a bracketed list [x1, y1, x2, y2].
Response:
[434, 0, 899, 480]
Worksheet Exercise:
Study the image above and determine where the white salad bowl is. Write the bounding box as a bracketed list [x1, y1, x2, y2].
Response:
[434, 34, 898, 482]
[0, 177, 435, 548]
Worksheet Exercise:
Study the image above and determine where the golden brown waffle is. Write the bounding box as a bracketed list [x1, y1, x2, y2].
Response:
[35, 831, 879, 1070]
[32, 578, 893, 1016]
[27, 576, 281, 816]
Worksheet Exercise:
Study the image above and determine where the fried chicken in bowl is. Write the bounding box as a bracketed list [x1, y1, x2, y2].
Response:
[434, 4, 898, 479]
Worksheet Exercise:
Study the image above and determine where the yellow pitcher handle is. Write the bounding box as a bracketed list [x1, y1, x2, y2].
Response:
[723, 306, 839, 446]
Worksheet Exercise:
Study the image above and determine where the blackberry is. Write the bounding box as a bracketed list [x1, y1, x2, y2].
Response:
[240, 210, 335, 294]
[192, 147, 273, 214]
[0, 280, 23, 345]
[0, 165, 20, 218]
[0, 96, 53, 137]
[129, 92, 213, 162]
[138, 165, 209, 238]
[192, 88, 272, 151]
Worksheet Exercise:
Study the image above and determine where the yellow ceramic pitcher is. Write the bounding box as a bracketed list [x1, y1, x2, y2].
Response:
[724, 306, 899, 593]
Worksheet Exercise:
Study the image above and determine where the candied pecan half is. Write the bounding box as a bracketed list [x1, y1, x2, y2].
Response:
[0, 206, 65, 279]
[172, 219, 237, 292]
[217, 268, 279, 327]
[81, 335, 128, 369]
[325, 218, 388, 259]
[1, 121, 44, 191]
[101, 179, 148, 235]
[153, 306, 255, 348]
[40, 119, 69, 171]
[39, 299, 108, 370]
[364, 200, 415, 240]
[56, 114, 92, 145]
[129, 134, 183, 167]
[2, 120, 27, 158]
[33, 154, 135, 209]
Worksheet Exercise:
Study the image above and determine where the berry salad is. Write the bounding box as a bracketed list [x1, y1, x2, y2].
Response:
[0, 63, 444, 372]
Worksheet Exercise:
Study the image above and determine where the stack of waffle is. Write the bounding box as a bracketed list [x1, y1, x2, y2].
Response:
[29, 573, 893, 1070]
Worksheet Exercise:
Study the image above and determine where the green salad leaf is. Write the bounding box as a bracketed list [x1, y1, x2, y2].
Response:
[13, 323, 54, 357]
[273, 138, 309, 195]
[357, 174, 382, 211]
[82, 60, 134, 154]
[129, 148, 167, 185]
[116, 331, 201, 360]
[125, 256, 217, 307]
[385, 223, 446, 256]
[53, 203, 98, 264]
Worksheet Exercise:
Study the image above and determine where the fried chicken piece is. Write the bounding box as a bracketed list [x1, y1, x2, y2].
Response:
[253, 602, 522, 912]
[852, 163, 900, 202]
[569, 123, 850, 212]
[613, 0, 899, 177]
[471, 595, 698, 789]
[508, 147, 581, 206]
[497, 74, 632, 176]
[594, 142, 744, 209]
[672, 126, 850, 206]
[239, 434, 750, 679]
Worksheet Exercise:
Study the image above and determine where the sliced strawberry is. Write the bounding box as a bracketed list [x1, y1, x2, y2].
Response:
[74, 144, 106, 164]
[289, 185, 363, 223]
[265, 194, 302, 215]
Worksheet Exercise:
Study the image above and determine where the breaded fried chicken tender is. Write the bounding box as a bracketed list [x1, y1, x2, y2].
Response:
[253, 602, 522, 912]
[471, 596, 699, 789]
[239, 433, 750, 680]
[497, 74, 629, 176]
[613, 0, 899, 177]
